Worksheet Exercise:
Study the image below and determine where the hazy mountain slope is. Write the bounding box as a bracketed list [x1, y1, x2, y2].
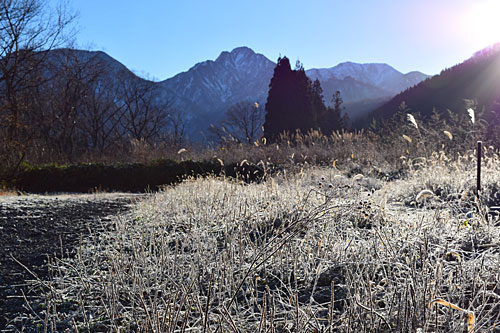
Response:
[306, 62, 429, 101]
[370, 44, 500, 122]
[44, 48, 138, 79]
[345, 97, 391, 125]
[306, 62, 429, 122]
[316, 75, 394, 104]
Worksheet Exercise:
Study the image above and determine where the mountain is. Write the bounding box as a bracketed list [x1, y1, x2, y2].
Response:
[39, 47, 430, 140]
[48, 49, 135, 77]
[307, 62, 428, 100]
[160, 47, 274, 107]
[158, 47, 275, 138]
[305, 62, 429, 122]
[156, 47, 429, 137]
[370, 44, 500, 123]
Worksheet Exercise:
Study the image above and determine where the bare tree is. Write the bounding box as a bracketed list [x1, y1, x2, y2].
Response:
[209, 101, 264, 144]
[79, 76, 125, 154]
[43, 50, 109, 159]
[0, 0, 74, 171]
[0, 0, 75, 132]
[118, 73, 170, 143]
[164, 107, 185, 146]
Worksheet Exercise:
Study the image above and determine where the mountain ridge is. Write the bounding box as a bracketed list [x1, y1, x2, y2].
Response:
[157, 47, 429, 137]
[369, 43, 500, 127]
[42, 46, 431, 140]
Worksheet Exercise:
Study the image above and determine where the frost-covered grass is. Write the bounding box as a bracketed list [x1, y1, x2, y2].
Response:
[16, 153, 500, 332]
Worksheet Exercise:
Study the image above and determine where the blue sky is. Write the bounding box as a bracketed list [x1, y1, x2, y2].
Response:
[66, 0, 500, 80]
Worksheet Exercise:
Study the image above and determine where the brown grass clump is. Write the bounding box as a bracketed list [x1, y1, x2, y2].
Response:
[0, 184, 17, 196]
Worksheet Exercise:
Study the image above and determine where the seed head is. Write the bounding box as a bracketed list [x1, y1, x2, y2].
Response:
[407, 114, 418, 129]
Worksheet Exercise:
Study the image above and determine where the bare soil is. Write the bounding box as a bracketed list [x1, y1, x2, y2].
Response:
[0, 193, 144, 331]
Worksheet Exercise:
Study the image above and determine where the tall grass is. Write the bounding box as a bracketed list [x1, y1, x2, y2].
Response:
[7, 111, 500, 331]
[1, 110, 489, 183]
[15, 150, 500, 331]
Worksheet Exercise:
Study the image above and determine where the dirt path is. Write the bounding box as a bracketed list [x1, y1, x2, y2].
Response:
[0, 193, 145, 331]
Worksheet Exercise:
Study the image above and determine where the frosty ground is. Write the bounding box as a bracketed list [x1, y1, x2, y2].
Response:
[2, 157, 500, 332]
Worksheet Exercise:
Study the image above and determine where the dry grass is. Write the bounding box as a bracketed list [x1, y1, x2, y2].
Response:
[12, 149, 500, 332]
[0, 185, 17, 196]
[0, 190, 16, 196]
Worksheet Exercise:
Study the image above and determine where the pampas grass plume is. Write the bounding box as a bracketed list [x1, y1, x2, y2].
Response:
[407, 114, 418, 129]
[467, 108, 475, 124]
[416, 189, 434, 201]
[353, 174, 364, 181]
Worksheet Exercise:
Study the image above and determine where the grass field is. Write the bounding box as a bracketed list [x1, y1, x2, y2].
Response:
[12, 149, 500, 332]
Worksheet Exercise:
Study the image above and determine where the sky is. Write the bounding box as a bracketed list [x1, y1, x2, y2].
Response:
[63, 0, 500, 81]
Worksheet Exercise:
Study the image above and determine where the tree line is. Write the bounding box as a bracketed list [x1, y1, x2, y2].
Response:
[1, 0, 350, 177]
[210, 56, 349, 144]
[264, 57, 348, 140]
[0, 0, 183, 175]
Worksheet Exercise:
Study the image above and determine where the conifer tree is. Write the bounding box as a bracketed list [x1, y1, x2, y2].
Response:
[263, 57, 294, 139]
[320, 90, 348, 133]
[264, 57, 318, 140]
[311, 79, 327, 127]
[264, 58, 349, 140]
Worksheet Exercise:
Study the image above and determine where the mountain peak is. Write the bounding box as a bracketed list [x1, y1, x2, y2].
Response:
[215, 46, 257, 65]
[230, 46, 255, 54]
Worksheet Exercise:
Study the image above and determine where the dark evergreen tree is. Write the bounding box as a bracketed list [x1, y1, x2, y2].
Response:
[311, 79, 327, 127]
[264, 57, 350, 140]
[263, 57, 294, 139]
[319, 90, 348, 133]
[264, 57, 318, 140]
[291, 63, 317, 133]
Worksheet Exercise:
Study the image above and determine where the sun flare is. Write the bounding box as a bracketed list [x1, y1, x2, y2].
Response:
[465, 0, 500, 47]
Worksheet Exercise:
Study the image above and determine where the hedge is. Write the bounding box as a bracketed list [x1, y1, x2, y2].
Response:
[11, 159, 268, 193]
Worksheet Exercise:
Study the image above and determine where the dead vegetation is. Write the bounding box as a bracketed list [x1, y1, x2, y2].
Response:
[7, 148, 500, 332]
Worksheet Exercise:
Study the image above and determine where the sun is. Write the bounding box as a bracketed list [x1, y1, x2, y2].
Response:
[464, 0, 500, 48]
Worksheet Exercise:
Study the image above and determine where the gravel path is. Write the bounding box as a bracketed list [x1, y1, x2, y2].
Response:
[0, 193, 144, 331]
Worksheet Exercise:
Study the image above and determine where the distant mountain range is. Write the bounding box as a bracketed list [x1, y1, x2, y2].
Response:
[306, 61, 428, 101]
[159, 47, 430, 139]
[45, 47, 431, 140]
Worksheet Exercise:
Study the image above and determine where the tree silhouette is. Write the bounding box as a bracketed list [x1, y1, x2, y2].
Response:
[320, 90, 348, 133]
[311, 79, 327, 127]
[264, 57, 348, 140]
[264, 57, 320, 140]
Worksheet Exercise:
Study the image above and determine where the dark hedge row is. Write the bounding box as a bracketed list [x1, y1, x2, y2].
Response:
[11, 159, 267, 193]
